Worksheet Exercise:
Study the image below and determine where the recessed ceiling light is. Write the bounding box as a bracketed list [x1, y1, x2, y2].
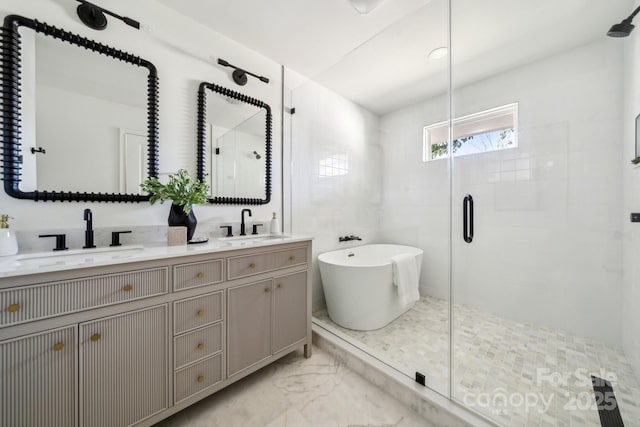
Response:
[347, 0, 387, 15]
[428, 47, 448, 60]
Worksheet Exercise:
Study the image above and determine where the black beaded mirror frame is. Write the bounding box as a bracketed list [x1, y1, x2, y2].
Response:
[0, 14, 159, 202]
[196, 82, 272, 205]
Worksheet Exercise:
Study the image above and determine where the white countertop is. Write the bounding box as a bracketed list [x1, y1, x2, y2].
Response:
[0, 235, 313, 279]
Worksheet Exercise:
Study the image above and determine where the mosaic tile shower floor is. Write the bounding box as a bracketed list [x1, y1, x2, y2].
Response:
[314, 296, 640, 427]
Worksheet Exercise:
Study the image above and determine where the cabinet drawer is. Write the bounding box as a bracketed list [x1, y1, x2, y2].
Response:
[173, 291, 223, 335]
[174, 323, 222, 370]
[0, 267, 168, 326]
[174, 353, 223, 403]
[173, 259, 223, 291]
[227, 246, 307, 280]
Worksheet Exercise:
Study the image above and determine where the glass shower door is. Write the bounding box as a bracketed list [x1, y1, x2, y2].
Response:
[287, 0, 452, 397]
[449, 0, 640, 425]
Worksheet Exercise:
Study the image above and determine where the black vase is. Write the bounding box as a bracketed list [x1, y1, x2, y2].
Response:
[168, 204, 197, 242]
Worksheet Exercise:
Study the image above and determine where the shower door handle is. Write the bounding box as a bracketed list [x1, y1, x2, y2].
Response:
[463, 194, 474, 243]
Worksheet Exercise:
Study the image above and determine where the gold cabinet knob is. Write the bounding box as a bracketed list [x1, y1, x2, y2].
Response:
[196, 272, 204, 279]
[249, 263, 256, 269]
[7, 303, 20, 313]
[197, 375, 204, 383]
[289, 255, 295, 261]
[197, 309, 204, 317]
[90, 333, 101, 342]
[197, 342, 204, 350]
[277, 283, 282, 289]
[53, 342, 65, 352]
[264, 287, 270, 293]
[122, 284, 133, 292]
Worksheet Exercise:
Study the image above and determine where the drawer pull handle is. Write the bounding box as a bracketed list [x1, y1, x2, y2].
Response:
[53, 342, 65, 352]
[122, 284, 133, 292]
[7, 303, 20, 313]
[249, 263, 256, 269]
[277, 283, 283, 289]
[197, 375, 204, 383]
[265, 287, 270, 293]
[197, 309, 204, 317]
[197, 343, 204, 350]
[289, 255, 295, 261]
[196, 272, 204, 279]
[90, 333, 101, 342]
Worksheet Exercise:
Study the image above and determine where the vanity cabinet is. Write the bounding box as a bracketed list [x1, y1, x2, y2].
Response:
[0, 326, 77, 427]
[227, 279, 273, 377]
[273, 271, 308, 353]
[227, 271, 308, 377]
[80, 305, 168, 427]
[0, 239, 312, 427]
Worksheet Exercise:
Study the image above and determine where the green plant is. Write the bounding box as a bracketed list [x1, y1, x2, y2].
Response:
[632, 156, 640, 165]
[141, 169, 209, 214]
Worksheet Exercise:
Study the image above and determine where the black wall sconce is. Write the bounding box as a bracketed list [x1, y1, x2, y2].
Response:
[217, 58, 269, 86]
[76, 0, 140, 31]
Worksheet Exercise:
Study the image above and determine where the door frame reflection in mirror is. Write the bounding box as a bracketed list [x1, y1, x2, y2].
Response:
[196, 82, 272, 205]
[0, 14, 159, 203]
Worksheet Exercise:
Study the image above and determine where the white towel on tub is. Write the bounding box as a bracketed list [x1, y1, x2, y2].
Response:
[391, 253, 419, 307]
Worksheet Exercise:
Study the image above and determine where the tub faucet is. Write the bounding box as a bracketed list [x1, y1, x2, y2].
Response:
[240, 208, 252, 236]
[83, 208, 96, 249]
[339, 235, 362, 242]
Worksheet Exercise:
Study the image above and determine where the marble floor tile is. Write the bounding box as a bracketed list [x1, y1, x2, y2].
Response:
[155, 346, 435, 427]
[314, 296, 640, 427]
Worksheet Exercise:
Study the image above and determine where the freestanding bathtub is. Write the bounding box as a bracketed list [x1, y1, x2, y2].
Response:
[318, 244, 423, 331]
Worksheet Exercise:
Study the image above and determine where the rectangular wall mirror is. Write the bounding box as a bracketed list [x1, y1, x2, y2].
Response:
[196, 82, 272, 205]
[1, 15, 159, 202]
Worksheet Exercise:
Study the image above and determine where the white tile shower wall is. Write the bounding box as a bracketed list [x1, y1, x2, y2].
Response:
[623, 0, 640, 385]
[380, 39, 625, 346]
[288, 75, 382, 310]
[377, 92, 451, 300]
[0, 0, 283, 232]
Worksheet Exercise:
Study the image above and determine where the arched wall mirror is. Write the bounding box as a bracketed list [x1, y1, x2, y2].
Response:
[1, 14, 159, 202]
[196, 82, 272, 205]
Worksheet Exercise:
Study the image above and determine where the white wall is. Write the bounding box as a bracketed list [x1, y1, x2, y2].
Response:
[622, 0, 640, 384]
[288, 73, 382, 310]
[380, 39, 625, 345]
[0, 0, 282, 233]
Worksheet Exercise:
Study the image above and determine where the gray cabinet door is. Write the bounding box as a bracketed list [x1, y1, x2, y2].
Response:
[227, 280, 272, 377]
[273, 271, 308, 354]
[80, 305, 168, 427]
[0, 326, 77, 427]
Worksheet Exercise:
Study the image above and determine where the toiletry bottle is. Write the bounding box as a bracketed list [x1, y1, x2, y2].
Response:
[270, 212, 281, 235]
[0, 214, 18, 256]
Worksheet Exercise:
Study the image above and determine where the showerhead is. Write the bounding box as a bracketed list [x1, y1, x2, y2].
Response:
[608, 5, 640, 38]
[607, 19, 635, 37]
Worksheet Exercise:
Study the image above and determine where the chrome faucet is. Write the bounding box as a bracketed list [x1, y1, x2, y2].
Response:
[83, 208, 96, 249]
[240, 209, 252, 236]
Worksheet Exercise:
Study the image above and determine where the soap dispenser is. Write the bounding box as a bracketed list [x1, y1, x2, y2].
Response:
[270, 212, 281, 235]
[0, 214, 18, 256]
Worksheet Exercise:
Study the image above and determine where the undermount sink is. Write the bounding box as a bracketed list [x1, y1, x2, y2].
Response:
[14, 245, 145, 266]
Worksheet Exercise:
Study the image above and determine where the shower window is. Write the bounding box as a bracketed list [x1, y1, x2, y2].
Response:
[424, 102, 518, 161]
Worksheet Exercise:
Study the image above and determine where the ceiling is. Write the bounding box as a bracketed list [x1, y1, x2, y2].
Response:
[157, 0, 632, 115]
